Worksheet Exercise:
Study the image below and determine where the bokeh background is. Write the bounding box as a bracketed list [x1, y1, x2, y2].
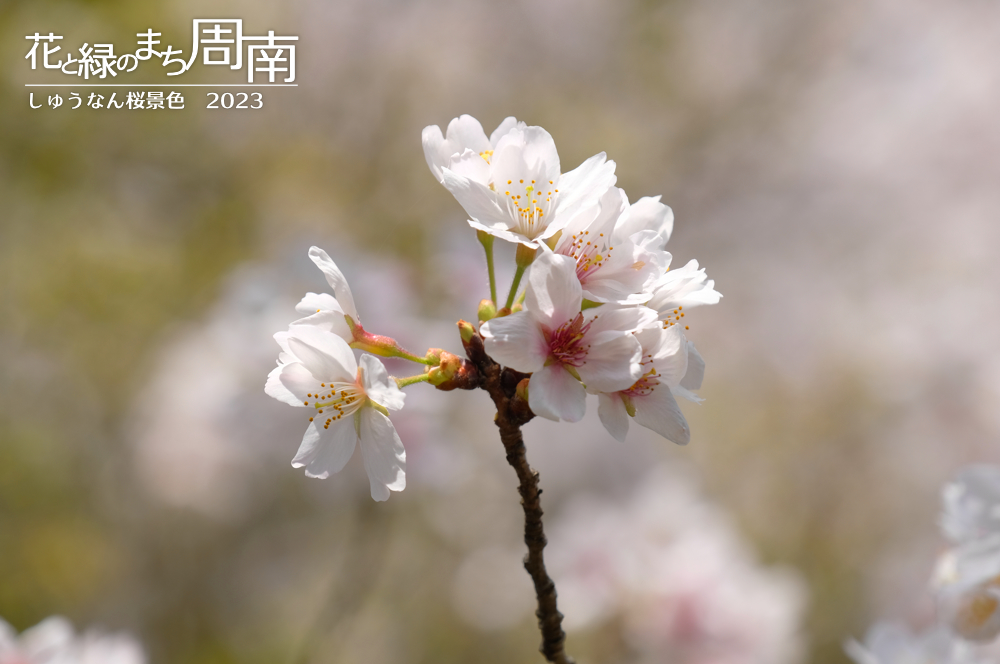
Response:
[2, 0, 1000, 662]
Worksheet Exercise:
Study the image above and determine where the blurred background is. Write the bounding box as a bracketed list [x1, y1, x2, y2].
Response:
[2, 0, 999, 662]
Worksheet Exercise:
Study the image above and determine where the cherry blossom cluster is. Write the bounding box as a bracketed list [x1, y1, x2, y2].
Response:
[265, 115, 720, 500]
[847, 465, 1000, 664]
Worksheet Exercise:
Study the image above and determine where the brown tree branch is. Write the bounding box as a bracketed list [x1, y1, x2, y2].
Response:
[441, 322, 574, 664]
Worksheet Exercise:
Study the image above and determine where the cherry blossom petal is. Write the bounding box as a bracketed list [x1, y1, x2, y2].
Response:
[448, 148, 491, 185]
[359, 408, 406, 502]
[440, 168, 509, 228]
[481, 311, 550, 373]
[290, 309, 352, 342]
[493, 126, 561, 182]
[555, 201, 602, 244]
[579, 241, 662, 304]
[292, 419, 358, 479]
[598, 392, 630, 442]
[584, 305, 656, 344]
[636, 325, 686, 386]
[274, 330, 292, 356]
[295, 292, 341, 316]
[268, 362, 313, 405]
[360, 354, 405, 411]
[308, 246, 359, 321]
[286, 325, 357, 382]
[554, 152, 617, 219]
[614, 196, 674, 247]
[421, 124, 450, 182]
[445, 115, 491, 154]
[466, 219, 537, 246]
[489, 116, 520, 145]
[524, 253, 582, 329]
[680, 341, 705, 391]
[633, 387, 690, 445]
[529, 363, 586, 422]
[577, 334, 643, 393]
[422, 115, 490, 183]
[648, 259, 722, 314]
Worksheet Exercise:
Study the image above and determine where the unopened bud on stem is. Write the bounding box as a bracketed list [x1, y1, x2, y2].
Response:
[346, 316, 432, 365]
[516, 378, 530, 403]
[458, 319, 476, 344]
[428, 350, 463, 386]
[478, 299, 497, 321]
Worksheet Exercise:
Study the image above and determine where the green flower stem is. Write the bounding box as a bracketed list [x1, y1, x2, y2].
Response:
[477, 230, 498, 304]
[505, 263, 527, 310]
[507, 242, 538, 310]
[395, 373, 431, 389]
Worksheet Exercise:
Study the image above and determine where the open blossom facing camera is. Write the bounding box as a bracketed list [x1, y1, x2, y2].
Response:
[269, 114, 722, 661]
[265, 324, 405, 501]
[481, 251, 654, 422]
[423, 115, 617, 247]
[0, 616, 146, 664]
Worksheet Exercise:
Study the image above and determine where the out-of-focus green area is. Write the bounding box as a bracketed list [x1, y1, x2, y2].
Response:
[4, 0, 1000, 662]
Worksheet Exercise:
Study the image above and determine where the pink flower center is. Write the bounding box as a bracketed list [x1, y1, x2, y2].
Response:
[562, 230, 614, 282]
[545, 313, 594, 367]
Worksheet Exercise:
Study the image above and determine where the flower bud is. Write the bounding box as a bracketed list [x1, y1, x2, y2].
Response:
[427, 366, 447, 386]
[428, 351, 467, 386]
[496, 307, 512, 318]
[516, 378, 530, 403]
[478, 299, 497, 322]
[458, 319, 476, 344]
[438, 351, 462, 376]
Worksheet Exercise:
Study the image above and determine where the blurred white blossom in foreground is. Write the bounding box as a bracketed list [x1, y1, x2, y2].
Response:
[0, 616, 145, 664]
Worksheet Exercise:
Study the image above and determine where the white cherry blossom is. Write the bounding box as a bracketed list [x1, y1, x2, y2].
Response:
[423, 115, 617, 248]
[595, 324, 704, 445]
[552, 186, 673, 305]
[265, 324, 406, 501]
[480, 251, 651, 422]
